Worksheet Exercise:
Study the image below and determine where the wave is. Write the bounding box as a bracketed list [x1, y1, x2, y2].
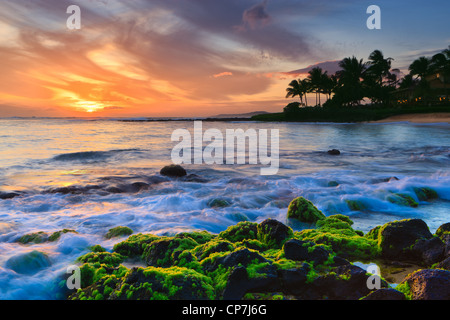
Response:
[52, 149, 141, 162]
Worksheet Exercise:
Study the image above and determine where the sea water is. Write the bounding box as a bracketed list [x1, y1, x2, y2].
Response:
[0, 118, 449, 299]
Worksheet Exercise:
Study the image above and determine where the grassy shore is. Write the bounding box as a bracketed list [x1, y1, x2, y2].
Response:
[251, 105, 450, 123]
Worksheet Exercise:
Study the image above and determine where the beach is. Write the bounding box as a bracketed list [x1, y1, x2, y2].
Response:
[373, 112, 450, 123]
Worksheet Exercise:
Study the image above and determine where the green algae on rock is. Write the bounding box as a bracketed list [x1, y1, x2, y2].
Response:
[412, 187, 438, 201]
[219, 221, 258, 243]
[105, 226, 133, 239]
[386, 193, 418, 207]
[287, 197, 326, 224]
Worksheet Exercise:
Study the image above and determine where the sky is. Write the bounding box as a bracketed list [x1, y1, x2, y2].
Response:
[0, 0, 448, 117]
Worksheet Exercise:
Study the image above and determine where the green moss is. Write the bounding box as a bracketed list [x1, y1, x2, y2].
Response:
[256, 221, 294, 249]
[345, 200, 367, 211]
[287, 197, 326, 223]
[235, 239, 267, 252]
[219, 221, 258, 243]
[113, 233, 160, 258]
[48, 229, 78, 242]
[77, 251, 125, 267]
[89, 244, 107, 253]
[191, 239, 235, 261]
[387, 193, 418, 208]
[395, 282, 412, 300]
[175, 231, 215, 245]
[365, 226, 381, 241]
[143, 236, 199, 267]
[295, 216, 379, 260]
[17, 232, 48, 244]
[412, 187, 438, 201]
[105, 226, 133, 239]
[208, 198, 231, 208]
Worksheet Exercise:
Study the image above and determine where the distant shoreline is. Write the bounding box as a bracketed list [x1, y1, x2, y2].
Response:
[370, 112, 450, 124]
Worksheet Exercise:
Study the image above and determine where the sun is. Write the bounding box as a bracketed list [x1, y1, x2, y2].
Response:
[76, 101, 105, 113]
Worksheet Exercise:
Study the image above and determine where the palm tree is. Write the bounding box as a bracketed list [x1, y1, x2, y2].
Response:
[409, 56, 431, 81]
[367, 50, 393, 85]
[286, 79, 306, 106]
[300, 79, 311, 106]
[335, 56, 367, 106]
[307, 67, 326, 106]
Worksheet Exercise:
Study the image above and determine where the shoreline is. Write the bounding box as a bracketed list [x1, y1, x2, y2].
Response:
[370, 112, 450, 124]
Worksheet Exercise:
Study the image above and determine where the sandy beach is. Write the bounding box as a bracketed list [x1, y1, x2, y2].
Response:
[373, 112, 450, 123]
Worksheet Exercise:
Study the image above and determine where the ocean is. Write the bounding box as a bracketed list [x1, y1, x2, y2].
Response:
[0, 118, 449, 299]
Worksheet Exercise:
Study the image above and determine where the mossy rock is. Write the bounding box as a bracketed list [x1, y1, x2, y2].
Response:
[327, 181, 339, 187]
[175, 231, 215, 245]
[412, 187, 438, 201]
[191, 239, 235, 261]
[208, 198, 231, 208]
[48, 229, 78, 242]
[71, 266, 215, 300]
[219, 221, 258, 243]
[287, 197, 326, 224]
[387, 193, 418, 208]
[17, 232, 49, 244]
[257, 219, 294, 249]
[113, 233, 160, 258]
[105, 226, 133, 239]
[77, 252, 125, 267]
[376, 218, 432, 260]
[295, 215, 378, 260]
[143, 236, 199, 267]
[345, 200, 367, 211]
[435, 223, 450, 238]
[5, 250, 52, 275]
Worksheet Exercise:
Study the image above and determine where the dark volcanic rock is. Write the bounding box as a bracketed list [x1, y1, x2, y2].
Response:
[283, 239, 330, 265]
[435, 256, 450, 270]
[0, 192, 21, 200]
[257, 219, 293, 248]
[160, 164, 187, 177]
[362, 288, 406, 300]
[378, 219, 433, 260]
[327, 149, 341, 155]
[401, 269, 450, 300]
[411, 237, 445, 266]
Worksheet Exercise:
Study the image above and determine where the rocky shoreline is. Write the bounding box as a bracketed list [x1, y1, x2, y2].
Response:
[51, 195, 449, 301]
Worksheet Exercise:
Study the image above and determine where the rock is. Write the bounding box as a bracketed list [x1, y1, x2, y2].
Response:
[143, 236, 198, 267]
[283, 239, 330, 265]
[287, 197, 326, 224]
[17, 232, 49, 244]
[345, 200, 367, 211]
[436, 223, 450, 238]
[219, 221, 258, 243]
[182, 174, 208, 183]
[378, 219, 433, 260]
[105, 226, 133, 239]
[387, 193, 418, 207]
[222, 265, 279, 300]
[202, 248, 268, 273]
[278, 264, 310, 295]
[442, 234, 450, 257]
[257, 219, 293, 248]
[411, 237, 445, 266]
[208, 198, 231, 208]
[361, 288, 406, 300]
[327, 181, 339, 187]
[48, 229, 78, 242]
[399, 269, 450, 300]
[327, 149, 341, 155]
[412, 187, 438, 201]
[0, 192, 21, 200]
[435, 257, 450, 270]
[160, 164, 187, 177]
[6, 251, 52, 275]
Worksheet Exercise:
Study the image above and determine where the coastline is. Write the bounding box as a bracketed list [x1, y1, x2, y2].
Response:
[370, 112, 450, 124]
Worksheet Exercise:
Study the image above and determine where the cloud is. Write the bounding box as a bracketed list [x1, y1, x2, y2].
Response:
[239, 0, 271, 30]
[213, 72, 233, 78]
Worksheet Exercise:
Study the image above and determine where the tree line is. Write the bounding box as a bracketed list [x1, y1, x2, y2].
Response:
[285, 47, 450, 111]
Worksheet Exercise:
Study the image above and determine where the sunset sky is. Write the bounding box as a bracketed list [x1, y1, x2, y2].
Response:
[0, 0, 448, 117]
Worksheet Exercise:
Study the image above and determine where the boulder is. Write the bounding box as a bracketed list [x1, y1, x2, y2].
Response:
[287, 197, 326, 224]
[410, 237, 445, 266]
[160, 164, 187, 177]
[327, 149, 341, 155]
[257, 219, 293, 248]
[399, 269, 450, 300]
[105, 226, 133, 239]
[6, 250, 52, 275]
[378, 219, 433, 260]
[435, 256, 450, 270]
[283, 239, 330, 265]
[361, 288, 406, 300]
[436, 223, 450, 238]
